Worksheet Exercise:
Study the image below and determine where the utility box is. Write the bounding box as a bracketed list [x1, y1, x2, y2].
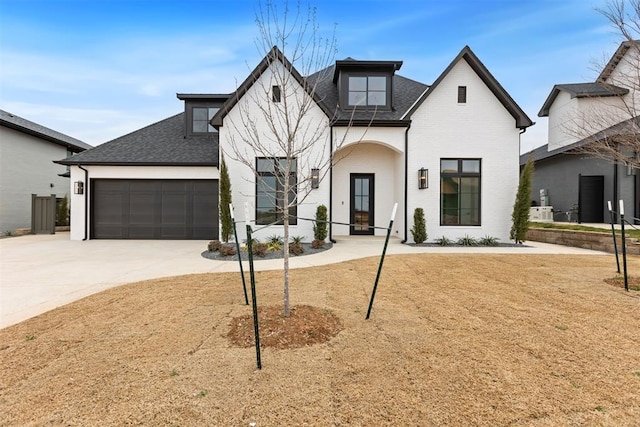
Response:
[529, 206, 553, 222]
[539, 189, 549, 207]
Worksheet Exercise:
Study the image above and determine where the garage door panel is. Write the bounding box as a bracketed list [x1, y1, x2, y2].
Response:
[91, 179, 218, 240]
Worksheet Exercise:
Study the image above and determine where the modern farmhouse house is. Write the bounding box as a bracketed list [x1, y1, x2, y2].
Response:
[60, 45, 532, 242]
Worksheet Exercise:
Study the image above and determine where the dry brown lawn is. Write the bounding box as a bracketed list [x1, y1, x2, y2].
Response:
[1, 254, 640, 426]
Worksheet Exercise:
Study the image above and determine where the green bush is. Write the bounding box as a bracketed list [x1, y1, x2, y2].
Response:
[457, 235, 478, 246]
[313, 205, 328, 242]
[479, 235, 499, 246]
[410, 207, 427, 244]
[435, 236, 452, 246]
[219, 155, 233, 242]
[56, 196, 69, 226]
[510, 158, 534, 244]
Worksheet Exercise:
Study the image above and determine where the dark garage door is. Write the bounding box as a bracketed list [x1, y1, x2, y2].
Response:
[91, 179, 218, 239]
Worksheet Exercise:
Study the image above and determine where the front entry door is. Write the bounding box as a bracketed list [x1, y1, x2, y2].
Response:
[350, 174, 374, 235]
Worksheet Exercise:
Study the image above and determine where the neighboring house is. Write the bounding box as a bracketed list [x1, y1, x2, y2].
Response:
[522, 40, 640, 223]
[60, 46, 532, 242]
[0, 109, 91, 234]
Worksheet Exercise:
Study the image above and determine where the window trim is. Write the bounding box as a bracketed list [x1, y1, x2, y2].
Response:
[255, 157, 298, 225]
[341, 72, 392, 110]
[440, 158, 481, 226]
[189, 105, 220, 135]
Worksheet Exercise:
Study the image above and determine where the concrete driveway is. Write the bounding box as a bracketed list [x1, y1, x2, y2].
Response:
[0, 232, 605, 329]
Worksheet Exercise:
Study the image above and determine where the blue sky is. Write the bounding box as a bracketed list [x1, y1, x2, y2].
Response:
[0, 0, 624, 152]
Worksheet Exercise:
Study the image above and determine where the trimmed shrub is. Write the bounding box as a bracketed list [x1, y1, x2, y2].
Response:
[56, 196, 69, 226]
[289, 242, 304, 255]
[410, 207, 427, 244]
[313, 205, 328, 242]
[207, 240, 222, 251]
[219, 245, 237, 257]
[510, 158, 534, 244]
[219, 154, 233, 242]
[252, 242, 268, 257]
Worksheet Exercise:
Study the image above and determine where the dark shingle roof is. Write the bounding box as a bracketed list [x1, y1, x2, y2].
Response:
[57, 113, 218, 166]
[538, 83, 629, 117]
[308, 64, 429, 124]
[0, 109, 91, 152]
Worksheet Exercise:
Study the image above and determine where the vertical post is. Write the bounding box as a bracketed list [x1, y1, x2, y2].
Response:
[366, 203, 398, 320]
[230, 204, 249, 305]
[619, 200, 629, 292]
[608, 201, 620, 274]
[244, 203, 262, 369]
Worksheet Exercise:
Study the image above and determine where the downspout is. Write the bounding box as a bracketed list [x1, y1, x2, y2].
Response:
[329, 127, 336, 243]
[613, 160, 619, 223]
[78, 165, 89, 241]
[401, 124, 410, 243]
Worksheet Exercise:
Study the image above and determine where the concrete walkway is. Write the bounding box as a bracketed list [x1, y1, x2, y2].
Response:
[0, 232, 607, 329]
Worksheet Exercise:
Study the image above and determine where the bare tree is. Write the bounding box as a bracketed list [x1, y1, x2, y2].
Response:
[220, 1, 369, 317]
[562, 0, 640, 165]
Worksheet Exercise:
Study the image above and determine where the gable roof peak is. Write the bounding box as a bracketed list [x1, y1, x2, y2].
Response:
[404, 45, 533, 129]
[597, 39, 640, 83]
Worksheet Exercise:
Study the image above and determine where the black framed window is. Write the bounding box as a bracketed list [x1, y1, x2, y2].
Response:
[256, 157, 297, 225]
[347, 74, 389, 108]
[440, 158, 481, 226]
[192, 107, 219, 133]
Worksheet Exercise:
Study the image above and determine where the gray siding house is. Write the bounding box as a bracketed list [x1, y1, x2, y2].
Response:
[522, 41, 640, 223]
[0, 110, 91, 234]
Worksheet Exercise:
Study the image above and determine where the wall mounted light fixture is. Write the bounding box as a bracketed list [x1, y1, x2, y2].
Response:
[74, 181, 84, 195]
[311, 168, 320, 189]
[418, 168, 428, 189]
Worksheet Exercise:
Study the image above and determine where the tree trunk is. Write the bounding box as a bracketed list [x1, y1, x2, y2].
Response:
[282, 204, 290, 317]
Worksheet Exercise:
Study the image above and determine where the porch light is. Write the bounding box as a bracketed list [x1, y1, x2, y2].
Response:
[311, 168, 320, 189]
[74, 181, 84, 195]
[418, 168, 428, 189]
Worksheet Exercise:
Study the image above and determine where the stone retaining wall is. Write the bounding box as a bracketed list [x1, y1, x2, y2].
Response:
[526, 228, 640, 255]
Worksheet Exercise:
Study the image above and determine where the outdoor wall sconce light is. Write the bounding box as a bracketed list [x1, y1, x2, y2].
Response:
[418, 168, 428, 189]
[74, 181, 84, 195]
[311, 168, 320, 189]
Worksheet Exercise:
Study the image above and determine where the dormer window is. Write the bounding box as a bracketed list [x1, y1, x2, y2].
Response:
[348, 75, 388, 107]
[192, 107, 219, 133]
[334, 59, 401, 112]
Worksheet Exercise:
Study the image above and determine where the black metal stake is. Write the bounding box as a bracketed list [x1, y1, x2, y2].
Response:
[231, 214, 249, 305]
[245, 223, 262, 369]
[366, 204, 397, 320]
[620, 210, 629, 292]
[608, 204, 620, 274]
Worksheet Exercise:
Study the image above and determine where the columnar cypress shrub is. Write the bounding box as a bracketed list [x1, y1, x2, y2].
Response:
[510, 158, 534, 244]
[313, 204, 328, 241]
[410, 207, 427, 244]
[219, 154, 233, 242]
